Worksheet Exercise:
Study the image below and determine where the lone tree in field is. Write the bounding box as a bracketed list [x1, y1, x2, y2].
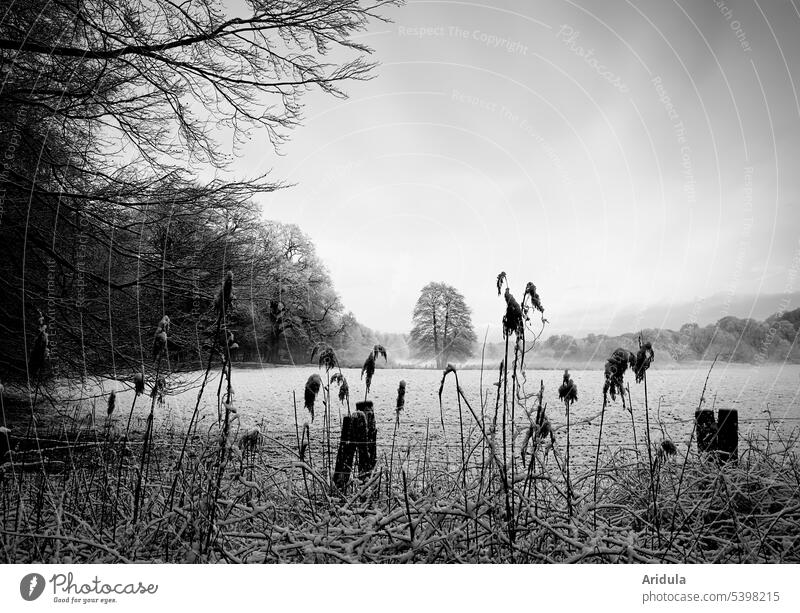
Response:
[410, 283, 477, 368]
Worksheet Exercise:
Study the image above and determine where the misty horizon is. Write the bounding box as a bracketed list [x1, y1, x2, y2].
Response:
[356, 288, 800, 340]
[231, 0, 800, 344]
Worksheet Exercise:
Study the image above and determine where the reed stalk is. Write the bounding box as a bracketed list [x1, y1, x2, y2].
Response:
[593, 394, 607, 530]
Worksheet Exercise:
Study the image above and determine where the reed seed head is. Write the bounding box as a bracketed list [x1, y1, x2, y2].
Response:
[152, 315, 170, 361]
[634, 341, 655, 384]
[330, 372, 349, 404]
[133, 372, 145, 396]
[312, 344, 337, 372]
[373, 344, 388, 362]
[215, 270, 234, 315]
[396, 380, 406, 413]
[304, 373, 322, 420]
[361, 345, 386, 393]
[496, 271, 507, 295]
[558, 369, 578, 404]
[524, 282, 544, 315]
[603, 348, 635, 404]
[502, 288, 524, 337]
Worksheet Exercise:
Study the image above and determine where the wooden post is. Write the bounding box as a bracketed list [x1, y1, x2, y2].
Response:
[352, 409, 367, 479]
[716, 409, 738, 464]
[332, 414, 357, 492]
[356, 401, 377, 477]
[695, 409, 716, 453]
[0, 430, 9, 465]
[333, 401, 379, 489]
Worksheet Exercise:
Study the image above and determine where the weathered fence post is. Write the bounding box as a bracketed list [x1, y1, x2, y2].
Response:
[695, 409, 716, 453]
[333, 414, 357, 491]
[356, 401, 377, 478]
[0, 425, 9, 465]
[716, 409, 738, 464]
[332, 401, 378, 491]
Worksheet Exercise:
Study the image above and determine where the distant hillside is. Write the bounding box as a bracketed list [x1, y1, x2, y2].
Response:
[537, 308, 800, 365]
[549, 291, 800, 338]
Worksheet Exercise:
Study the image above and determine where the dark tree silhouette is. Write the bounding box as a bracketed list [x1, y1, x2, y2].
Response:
[247, 222, 346, 363]
[0, 0, 398, 382]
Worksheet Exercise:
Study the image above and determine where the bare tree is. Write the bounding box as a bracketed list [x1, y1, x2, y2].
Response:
[0, 0, 398, 382]
[410, 282, 476, 368]
[244, 221, 346, 363]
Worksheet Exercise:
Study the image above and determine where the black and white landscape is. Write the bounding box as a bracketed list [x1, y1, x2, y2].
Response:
[1, 0, 799, 564]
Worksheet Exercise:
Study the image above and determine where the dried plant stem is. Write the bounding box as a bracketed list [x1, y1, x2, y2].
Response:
[388, 417, 399, 498]
[662, 355, 718, 559]
[325, 371, 332, 485]
[565, 399, 573, 520]
[402, 468, 414, 543]
[626, 383, 639, 458]
[593, 394, 608, 530]
[113, 392, 139, 535]
[293, 391, 300, 452]
[641, 370, 661, 545]
[510, 340, 519, 526]
[168, 313, 223, 511]
[500, 335, 514, 549]
[421, 418, 429, 494]
[133, 356, 162, 525]
[453, 371, 470, 549]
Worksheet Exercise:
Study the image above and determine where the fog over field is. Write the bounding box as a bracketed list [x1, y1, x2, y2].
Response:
[247, 0, 800, 343]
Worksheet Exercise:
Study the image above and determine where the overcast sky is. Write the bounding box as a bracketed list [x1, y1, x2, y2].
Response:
[231, 0, 800, 338]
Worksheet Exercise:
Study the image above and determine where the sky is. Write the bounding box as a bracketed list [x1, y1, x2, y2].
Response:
[229, 0, 800, 339]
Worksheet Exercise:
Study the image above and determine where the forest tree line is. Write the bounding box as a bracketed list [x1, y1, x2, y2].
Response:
[536, 310, 800, 364]
[0, 0, 400, 383]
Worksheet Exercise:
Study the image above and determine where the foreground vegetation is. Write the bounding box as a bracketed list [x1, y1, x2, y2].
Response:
[1, 394, 798, 563]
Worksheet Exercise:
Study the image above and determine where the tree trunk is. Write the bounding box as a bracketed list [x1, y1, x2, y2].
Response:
[432, 308, 440, 369]
[442, 307, 450, 368]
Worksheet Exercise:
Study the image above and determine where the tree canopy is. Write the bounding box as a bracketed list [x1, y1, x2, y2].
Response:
[410, 282, 476, 368]
[0, 0, 398, 383]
